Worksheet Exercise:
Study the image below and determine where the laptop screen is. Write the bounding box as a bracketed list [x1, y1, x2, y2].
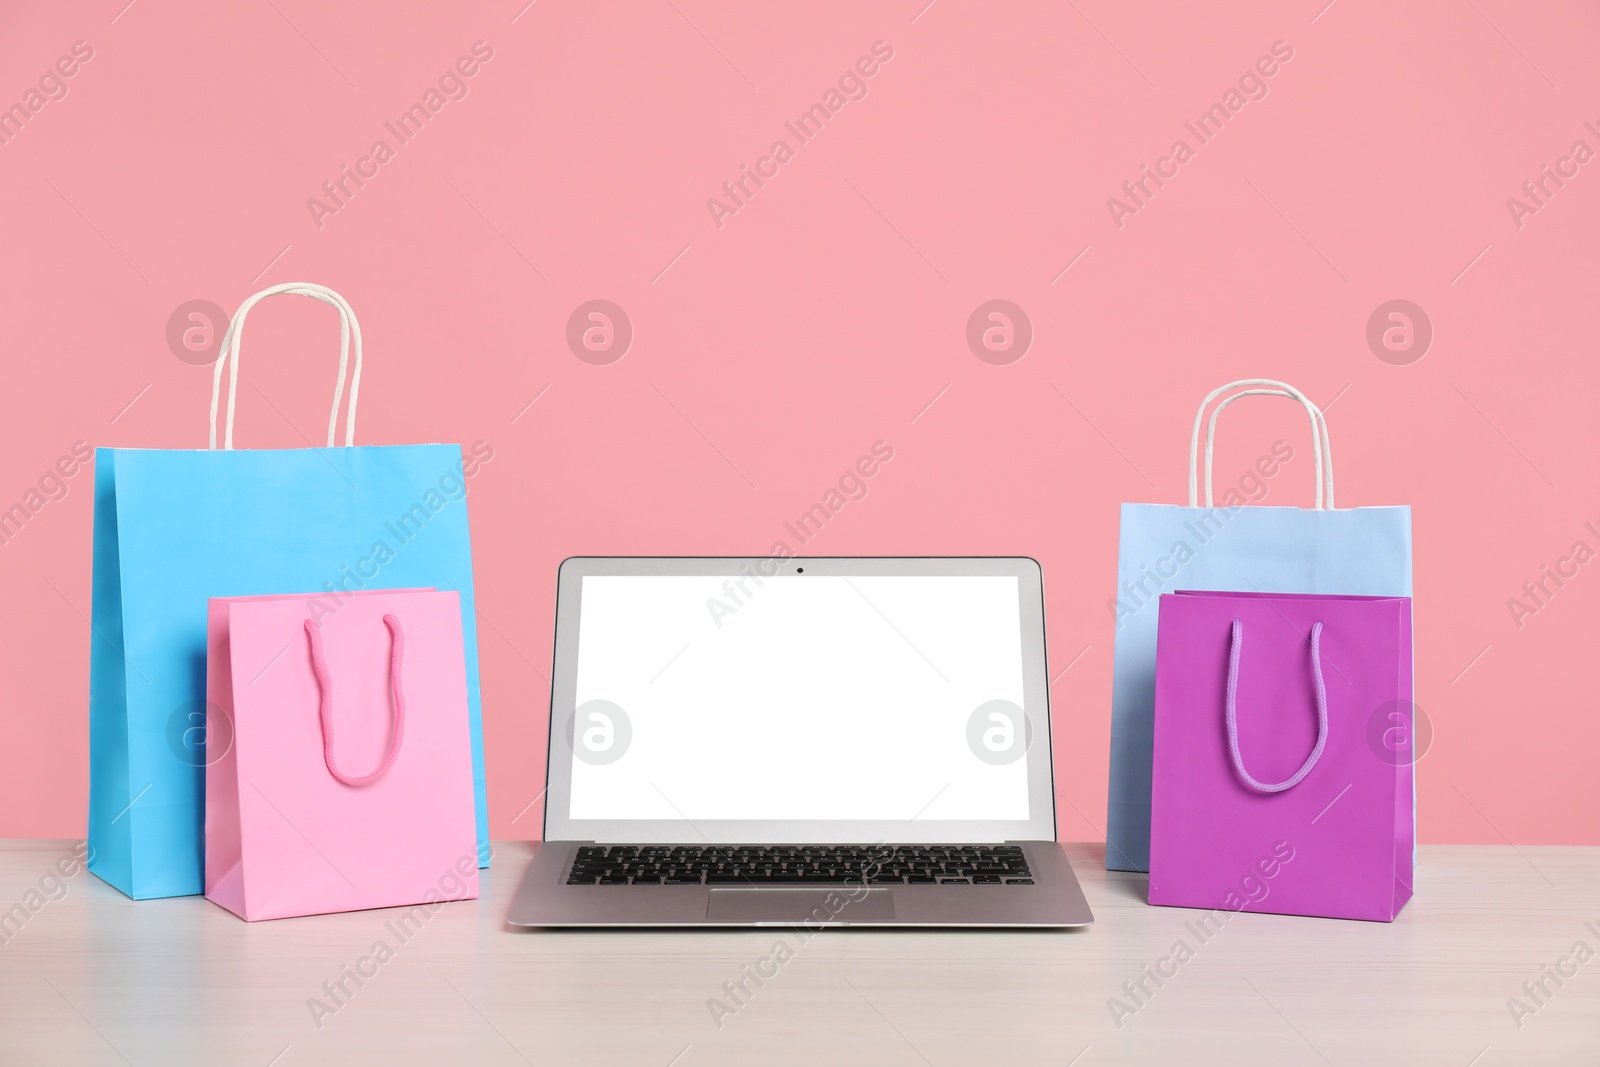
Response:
[565, 573, 1032, 826]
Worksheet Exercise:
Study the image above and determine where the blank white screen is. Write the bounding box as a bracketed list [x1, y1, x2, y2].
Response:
[568, 574, 1030, 822]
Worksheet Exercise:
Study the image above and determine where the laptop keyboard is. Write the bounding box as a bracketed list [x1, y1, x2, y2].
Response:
[565, 845, 1034, 886]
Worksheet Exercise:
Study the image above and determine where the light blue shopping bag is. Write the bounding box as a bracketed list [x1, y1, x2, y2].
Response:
[88, 284, 491, 899]
[1105, 380, 1412, 872]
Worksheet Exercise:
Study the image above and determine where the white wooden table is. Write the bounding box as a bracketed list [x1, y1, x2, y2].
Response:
[1, 840, 1595, 1065]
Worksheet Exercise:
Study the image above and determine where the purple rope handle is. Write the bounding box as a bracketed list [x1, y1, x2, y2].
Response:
[1225, 618, 1328, 793]
[303, 615, 406, 786]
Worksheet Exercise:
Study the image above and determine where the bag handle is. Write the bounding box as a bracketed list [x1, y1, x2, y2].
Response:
[209, 283, 364, 450]
[1188, 379, 1335, 509]
[1225, 618, 1329, 793]
[1204, 389, 1334, 510]
[303, 615, 406, 787]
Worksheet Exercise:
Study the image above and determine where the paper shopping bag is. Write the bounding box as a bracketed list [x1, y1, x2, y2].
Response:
[88, 283, 490, 900]
[1148, 590, 1414, 922]
[1106, 380, 1411, 871]
[205, 589, 479, 920]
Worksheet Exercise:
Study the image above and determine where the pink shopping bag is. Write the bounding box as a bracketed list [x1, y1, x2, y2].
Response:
[1148, 590, 1414, 922]
[205, 589, 479, 920]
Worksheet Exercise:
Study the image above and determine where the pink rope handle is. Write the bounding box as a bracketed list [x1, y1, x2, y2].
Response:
[303, 615, 407, 786]
[1224, 618, 1328, 793]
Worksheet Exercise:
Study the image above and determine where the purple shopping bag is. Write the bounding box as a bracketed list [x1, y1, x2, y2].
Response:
[1148, 590, 1414, 922]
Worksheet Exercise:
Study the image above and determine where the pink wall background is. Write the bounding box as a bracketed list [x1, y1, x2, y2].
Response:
[1, 1, 1595, 845]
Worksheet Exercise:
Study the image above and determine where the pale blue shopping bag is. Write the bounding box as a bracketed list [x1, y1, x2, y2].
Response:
[88, 284, 491, 899]
[1105, 381, 1412, 872]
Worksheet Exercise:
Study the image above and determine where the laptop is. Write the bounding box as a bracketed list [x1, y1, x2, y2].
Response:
[508, 557, 1093, 927]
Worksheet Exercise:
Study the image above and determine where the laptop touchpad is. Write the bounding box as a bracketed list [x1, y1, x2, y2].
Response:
[706, 888, 895, 924]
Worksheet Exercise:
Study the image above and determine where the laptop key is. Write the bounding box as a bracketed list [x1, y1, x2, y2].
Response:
[567, 845, 1031, 885]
